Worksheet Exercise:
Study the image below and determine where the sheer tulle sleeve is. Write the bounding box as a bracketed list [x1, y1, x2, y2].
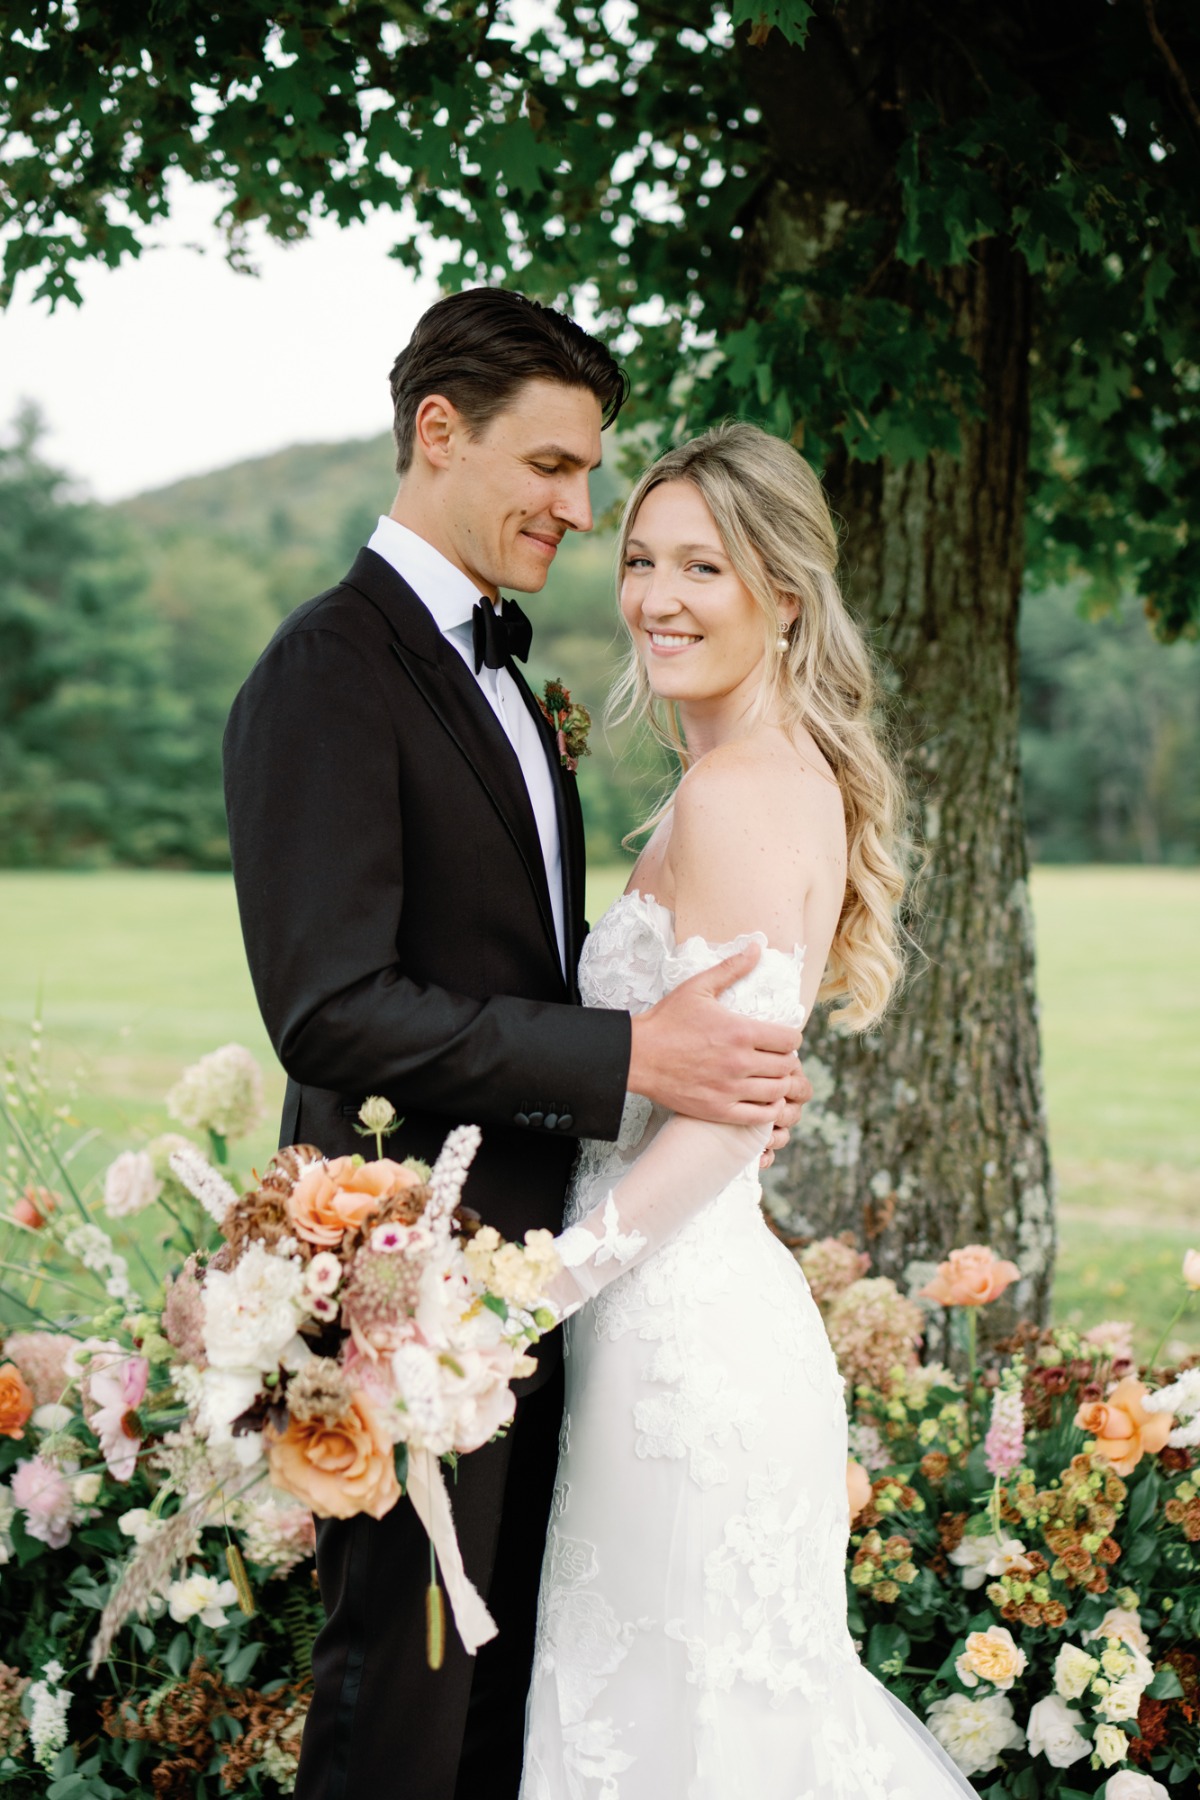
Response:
[549, 933, 805, 1317]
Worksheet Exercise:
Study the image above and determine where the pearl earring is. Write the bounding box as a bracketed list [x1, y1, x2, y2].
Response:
[776, 623, 791, 655]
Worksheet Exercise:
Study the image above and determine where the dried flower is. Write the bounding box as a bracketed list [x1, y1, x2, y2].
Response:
[163, 1256, 208, 1366]
[285, 1357, 353, 1426]
[169, 1143, 241, 1226]
[797, 1236, 871, 1306]
[825, 1277, 924, 1391]
[2, 1332, 75, 1408]
[0, 1661, 29, 1760]
[89, 1504, 208, 1671]
[425, 1124, 482, 1225]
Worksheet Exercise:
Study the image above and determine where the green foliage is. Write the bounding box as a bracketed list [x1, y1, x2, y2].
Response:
[1020, 585, 1200, 865]
[2, 2, 1197, 635]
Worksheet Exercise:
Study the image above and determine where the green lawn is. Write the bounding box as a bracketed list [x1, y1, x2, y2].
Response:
[1, 866, 1196, 1355]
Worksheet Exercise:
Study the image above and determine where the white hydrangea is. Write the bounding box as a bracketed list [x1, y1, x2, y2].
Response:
[202, 1242, 307, 1373]
[27, 1662, 72, 1768]
[167, 1043, 265, 1142]
[925, 1692, 1025, 1777]
[165, 1570, 239, 1627]
[103, 1149, 161, 1219]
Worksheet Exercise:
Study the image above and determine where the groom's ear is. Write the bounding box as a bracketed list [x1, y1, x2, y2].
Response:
[411, 394, 464, 471]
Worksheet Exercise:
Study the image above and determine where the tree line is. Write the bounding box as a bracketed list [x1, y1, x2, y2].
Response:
[1, 404, 1196, 874]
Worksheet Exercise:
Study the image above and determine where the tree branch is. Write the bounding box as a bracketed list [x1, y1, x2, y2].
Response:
[1141, 0, 1200, 135]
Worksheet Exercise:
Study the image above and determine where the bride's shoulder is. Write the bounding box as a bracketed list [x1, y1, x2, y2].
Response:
[674, 732, 842, 846]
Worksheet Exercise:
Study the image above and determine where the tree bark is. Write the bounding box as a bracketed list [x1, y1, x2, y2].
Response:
[746, 13, 1055, 1334]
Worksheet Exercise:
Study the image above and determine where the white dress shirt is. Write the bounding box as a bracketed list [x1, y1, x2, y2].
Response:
[366, 516, 566, 975]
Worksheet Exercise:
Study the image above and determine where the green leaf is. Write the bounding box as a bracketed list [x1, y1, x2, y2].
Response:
[1126, 1467, 1160, 1535]
[1146, 1665, 1184, 1700]
[166, 1628, 190, 1677]
[731, 0, 814, 45]
[223, 1640, 263, 1685]
[866, 1622, 911, 1678]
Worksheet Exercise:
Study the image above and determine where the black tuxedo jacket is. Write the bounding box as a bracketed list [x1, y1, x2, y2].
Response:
[223, 547, 631, 1249]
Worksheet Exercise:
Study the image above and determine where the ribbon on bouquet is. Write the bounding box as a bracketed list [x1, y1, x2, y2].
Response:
[405, 1448, 498, 1657]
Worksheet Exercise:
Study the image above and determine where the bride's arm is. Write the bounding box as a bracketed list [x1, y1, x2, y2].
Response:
[548, 747, 818, 1316]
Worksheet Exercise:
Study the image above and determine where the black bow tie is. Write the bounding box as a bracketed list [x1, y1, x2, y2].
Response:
[472, 597, 533, 672]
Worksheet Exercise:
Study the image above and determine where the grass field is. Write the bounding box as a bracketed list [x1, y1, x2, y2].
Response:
[1, 866, 1196, 1355]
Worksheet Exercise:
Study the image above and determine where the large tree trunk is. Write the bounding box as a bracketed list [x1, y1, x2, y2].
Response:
[747, 16, 1054, 1333]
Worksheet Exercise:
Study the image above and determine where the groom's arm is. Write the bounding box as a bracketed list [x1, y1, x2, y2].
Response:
[223, 617, 631, 1141]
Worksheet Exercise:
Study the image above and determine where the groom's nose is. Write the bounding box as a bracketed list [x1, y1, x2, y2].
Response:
[551, 468, 594, 533]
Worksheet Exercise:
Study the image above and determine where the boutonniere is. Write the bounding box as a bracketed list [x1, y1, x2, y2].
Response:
[538, 679, 592, 774]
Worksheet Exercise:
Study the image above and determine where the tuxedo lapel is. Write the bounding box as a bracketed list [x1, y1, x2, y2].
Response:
[511, 669, 587, 999]
[341, 551, 563, 976]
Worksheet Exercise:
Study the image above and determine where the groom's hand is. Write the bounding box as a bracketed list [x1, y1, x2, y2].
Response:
[626, 943, 812, 1130]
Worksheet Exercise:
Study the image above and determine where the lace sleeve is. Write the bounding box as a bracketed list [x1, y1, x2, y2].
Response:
[549, 934, 805, 1317]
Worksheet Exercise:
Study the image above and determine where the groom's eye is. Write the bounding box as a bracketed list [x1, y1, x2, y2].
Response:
[532, 462, 560, 475]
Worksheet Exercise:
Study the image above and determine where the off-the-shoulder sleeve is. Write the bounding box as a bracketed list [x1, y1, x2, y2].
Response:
[548, 932, 805, 1318]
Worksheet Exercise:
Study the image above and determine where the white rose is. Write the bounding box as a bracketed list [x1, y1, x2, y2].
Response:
[1054, 1642, 1101, 1701]
[1093, 1723, 1131, 1769]
[925, 1692, 1025, 1777]
[1084, 1608, 1152, 1659]
[1026, 1694, 1091, 1768]
[1097, 1679, 1147, 1724]
[947, 1533, 1026, 1590]
[197, 1365, 265, 1468]
[103, 1149, 161, 1218]
[1105, 1772, 1171, 1800]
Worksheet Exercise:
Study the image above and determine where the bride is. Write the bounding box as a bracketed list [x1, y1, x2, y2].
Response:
[520, 423, 977, 1799]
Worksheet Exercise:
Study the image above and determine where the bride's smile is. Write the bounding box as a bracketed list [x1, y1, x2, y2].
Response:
[620, 477, 797, 734]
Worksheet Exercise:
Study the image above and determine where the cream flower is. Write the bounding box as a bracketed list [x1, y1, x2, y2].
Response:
[165, 1570, 239, 1627]
[955, 1626, 1027, 1691]
[202, 1242, 307, 1373]
[1105, 1772, 1171, 1799]
[167, 1043, 265, 1142]
[948, 1532, 1026, 1591]
[1093, 1723, 1130, 1769]
[1097, 1680, 1148, 1724]
[925, 1692, 1024, 1777]
[1026, 1694, 1091, 1768]
[103, 1149, 161, 1219]
[1054, 1642, 1101, 1701]
[1182, 1247, 1200, 1290]
[1083, 1608, 1152, 1659]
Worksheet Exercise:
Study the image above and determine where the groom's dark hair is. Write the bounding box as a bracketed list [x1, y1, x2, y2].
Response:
[389, 287, 628, 474]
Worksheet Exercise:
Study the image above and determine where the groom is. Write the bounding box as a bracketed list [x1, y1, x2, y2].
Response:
[223, 287, 809, 1800]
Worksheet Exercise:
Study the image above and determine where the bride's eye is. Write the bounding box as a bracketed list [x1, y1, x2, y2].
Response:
[624, 556, 652, 570]
[688, 562, 720, 576]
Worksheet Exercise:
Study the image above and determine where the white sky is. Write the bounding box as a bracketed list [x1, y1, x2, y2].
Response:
[0, 181, 441, 501]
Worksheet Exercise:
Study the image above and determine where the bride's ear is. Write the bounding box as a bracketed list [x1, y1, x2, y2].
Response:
[776, 594, 801, 631]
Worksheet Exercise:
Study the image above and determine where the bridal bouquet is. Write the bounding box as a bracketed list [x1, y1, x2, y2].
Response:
[165, 1105, 561, 1662]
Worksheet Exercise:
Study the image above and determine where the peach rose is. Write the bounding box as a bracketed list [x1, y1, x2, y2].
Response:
[0, 1362, 35, 1439]
[955, 1624, 1028, 1690]
[1075, 1377, 1174, 1477]
[267, 1392, 401, 1519]
[1183, 1248, 1200, 1291]
[286, 1157, 421, 1247]
[846, 1458, 873, 1524]
[921, 1245, 1021, 1307]
[12, 1185, 58, 1229]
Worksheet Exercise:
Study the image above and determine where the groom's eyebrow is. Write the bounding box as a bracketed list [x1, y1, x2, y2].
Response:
[529, 443, 604, 471]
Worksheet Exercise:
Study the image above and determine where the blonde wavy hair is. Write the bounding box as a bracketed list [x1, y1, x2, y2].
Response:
[610, 421, 908, 1030]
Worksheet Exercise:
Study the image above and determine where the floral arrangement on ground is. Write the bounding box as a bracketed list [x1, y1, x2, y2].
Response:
[0, 1033, 1197, 1799]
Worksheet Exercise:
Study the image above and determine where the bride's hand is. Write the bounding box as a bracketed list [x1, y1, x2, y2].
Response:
[759, 1050, 812, 1167]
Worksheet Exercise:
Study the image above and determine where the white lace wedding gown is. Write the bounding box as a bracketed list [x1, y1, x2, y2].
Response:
[520, 891, 977, 1800]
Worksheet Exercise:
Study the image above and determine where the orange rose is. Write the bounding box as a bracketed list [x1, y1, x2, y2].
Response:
[1074, 1376, 1174, 1477]
[0, 1362, 35, 1439]
[12, 1185, 59, 1229]
[286, 1156, 420, 1247]
[846, 1457, 873, 1524]
[920, 1245, 1020, 1307]
[267, 1392, 401, 1519]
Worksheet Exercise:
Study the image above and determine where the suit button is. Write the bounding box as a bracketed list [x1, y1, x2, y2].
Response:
[514, 1112, 529, 1128]
[527, 1111, 544, 1129]
[558, 1114, 573, 1131]
[543, 1112, 559, 1131]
